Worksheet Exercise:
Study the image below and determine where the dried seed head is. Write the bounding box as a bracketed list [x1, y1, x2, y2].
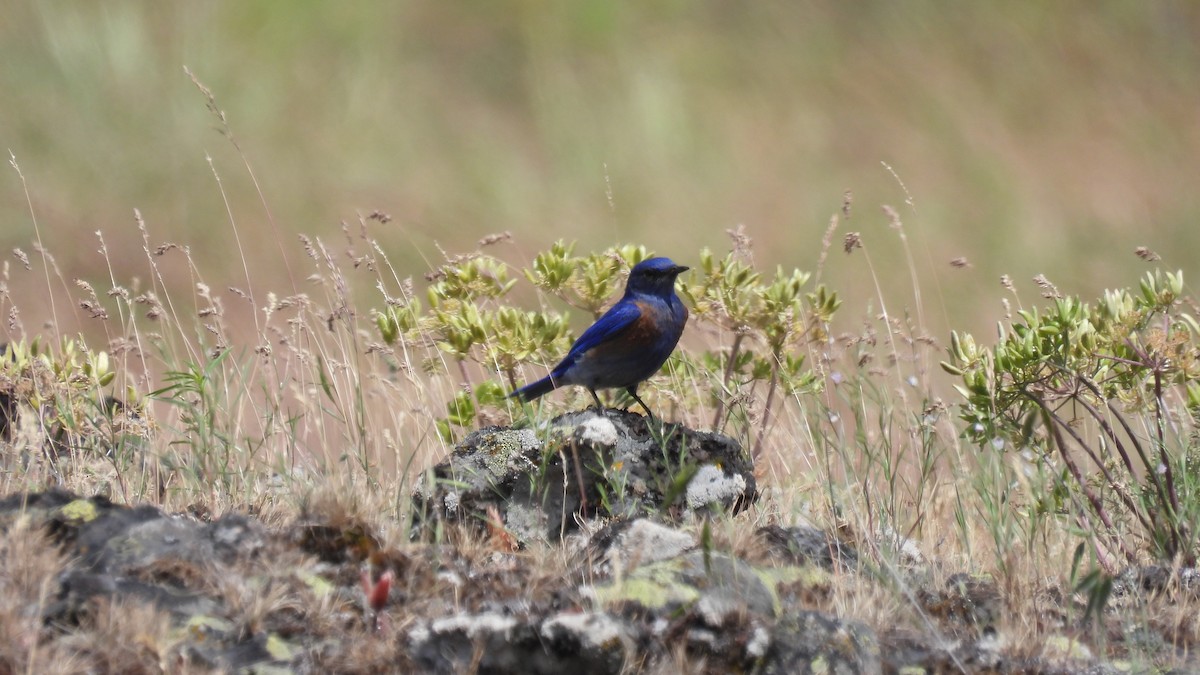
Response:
[843, 232, 862, 254]
[478, 231, 512, 247]
[80, 300, 108, 320]
[1135, 246, 1161, 261]
[726, 224, 753, 259]
[1033, 274, 1061, 299]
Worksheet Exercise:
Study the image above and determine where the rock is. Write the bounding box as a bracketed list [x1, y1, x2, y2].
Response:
[1040, 634, 1094, 662]
[755, 524, 858, 571]
[760, 611, 881, 674]
[408, 610, 633, 675]
[0, 491, 288, 673]
[917, 572, 1003, 632]
[48, 569, 221, 625]
[1111, 564, 1200, 606]
[413, 409, 756, 544]
[541, 610, 630, 647]
[589, 518, 697, 571]
[591, 550, 778, 619]
[685, 464, 748, 510]
[0, 488, 1177, 674]
[880, 628, 983, 673]
[877, 525, 926, 567]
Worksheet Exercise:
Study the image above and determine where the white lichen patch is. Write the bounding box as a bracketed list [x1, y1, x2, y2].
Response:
[541, 611, 628, 650]
[746, 623, 771, 659]
[426, 612, 519, 639]
[608, 519, 695, 569]
[577, 415, 619, 446]
[685, 464, 747, 509]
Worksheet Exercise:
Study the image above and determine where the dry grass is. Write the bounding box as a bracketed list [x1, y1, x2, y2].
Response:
[0, 515, 72, 673]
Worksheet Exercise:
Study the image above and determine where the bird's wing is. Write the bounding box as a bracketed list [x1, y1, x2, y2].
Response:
[561, 300, 642, 364]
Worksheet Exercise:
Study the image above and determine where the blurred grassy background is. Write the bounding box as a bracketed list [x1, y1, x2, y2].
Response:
[2, 1, 1199, 342]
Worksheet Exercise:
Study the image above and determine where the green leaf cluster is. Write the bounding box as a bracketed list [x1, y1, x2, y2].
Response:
[943, 270, 1200, 565]
[4, 336, 116, 391]
[370, 242, 837, 448]
[375, 254, 573, 382]
[679, 249, 839, 438]
[526, 241, 650, 318]
[0, 336, 139, 460]
[436, 381, 508, 442]
[944, 270, 1198, 445]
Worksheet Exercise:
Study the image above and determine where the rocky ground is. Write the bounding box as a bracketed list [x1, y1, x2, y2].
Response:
[1, 409, 1196, 673]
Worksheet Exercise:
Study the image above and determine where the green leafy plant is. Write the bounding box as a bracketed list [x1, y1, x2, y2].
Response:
[0, 337, 150, 498]
[425, 254, 517, 384]
[526, 241, 651, 318]
[1, 336, 121, 444]
[681, 248, 840, 457]
[150, 349, 252, 494]
[479, 307, 572, 392]
[943, 270, 1200, 568]
[436, 381, 508, 442]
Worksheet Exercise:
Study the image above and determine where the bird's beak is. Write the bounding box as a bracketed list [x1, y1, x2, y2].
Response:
[674, 265, 690, 274]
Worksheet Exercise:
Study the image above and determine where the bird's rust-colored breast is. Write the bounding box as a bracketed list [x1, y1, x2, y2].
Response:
[583, 299, 682, 362]
[625, 299, 675, 343]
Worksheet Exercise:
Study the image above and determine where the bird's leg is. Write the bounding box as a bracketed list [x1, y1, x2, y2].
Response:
[588, 388, 605, 411]
[626, 387, 655, 419]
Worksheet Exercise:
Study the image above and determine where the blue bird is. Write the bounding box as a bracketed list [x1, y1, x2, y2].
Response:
[511, 256, 690, 417]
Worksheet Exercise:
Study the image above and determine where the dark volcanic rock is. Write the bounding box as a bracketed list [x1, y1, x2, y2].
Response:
[48, 569, 221, 624]
[413, 408, 757, 544]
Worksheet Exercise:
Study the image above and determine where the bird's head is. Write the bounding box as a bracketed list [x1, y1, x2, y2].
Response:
[625, 256, 689, 297]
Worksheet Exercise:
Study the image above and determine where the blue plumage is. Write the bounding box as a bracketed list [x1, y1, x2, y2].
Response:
[511, 256, 689, 417]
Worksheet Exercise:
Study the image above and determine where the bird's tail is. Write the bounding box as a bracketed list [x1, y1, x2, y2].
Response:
[510, 375, 557, 402]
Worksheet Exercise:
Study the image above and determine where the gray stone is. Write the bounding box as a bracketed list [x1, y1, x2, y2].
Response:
[408, 610, 632, 675]
[760, 611, 881, 675]
[412, 409, 756, 544]
[605, 518, 696, 570]
[591, 550, 777, 619]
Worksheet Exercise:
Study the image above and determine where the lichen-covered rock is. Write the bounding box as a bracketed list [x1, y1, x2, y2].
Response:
[0, 490, 287, 673]
[1111, 564, 1200, 605]
[590, 550, 778, 618]
[594, 518, 697, 570]
[0, 488, 1183, 673]
[582, 541, 882, 673]
[413, 408, 756, 544]
[408, 610, 634, 675]
[759, 611, 881, 674]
